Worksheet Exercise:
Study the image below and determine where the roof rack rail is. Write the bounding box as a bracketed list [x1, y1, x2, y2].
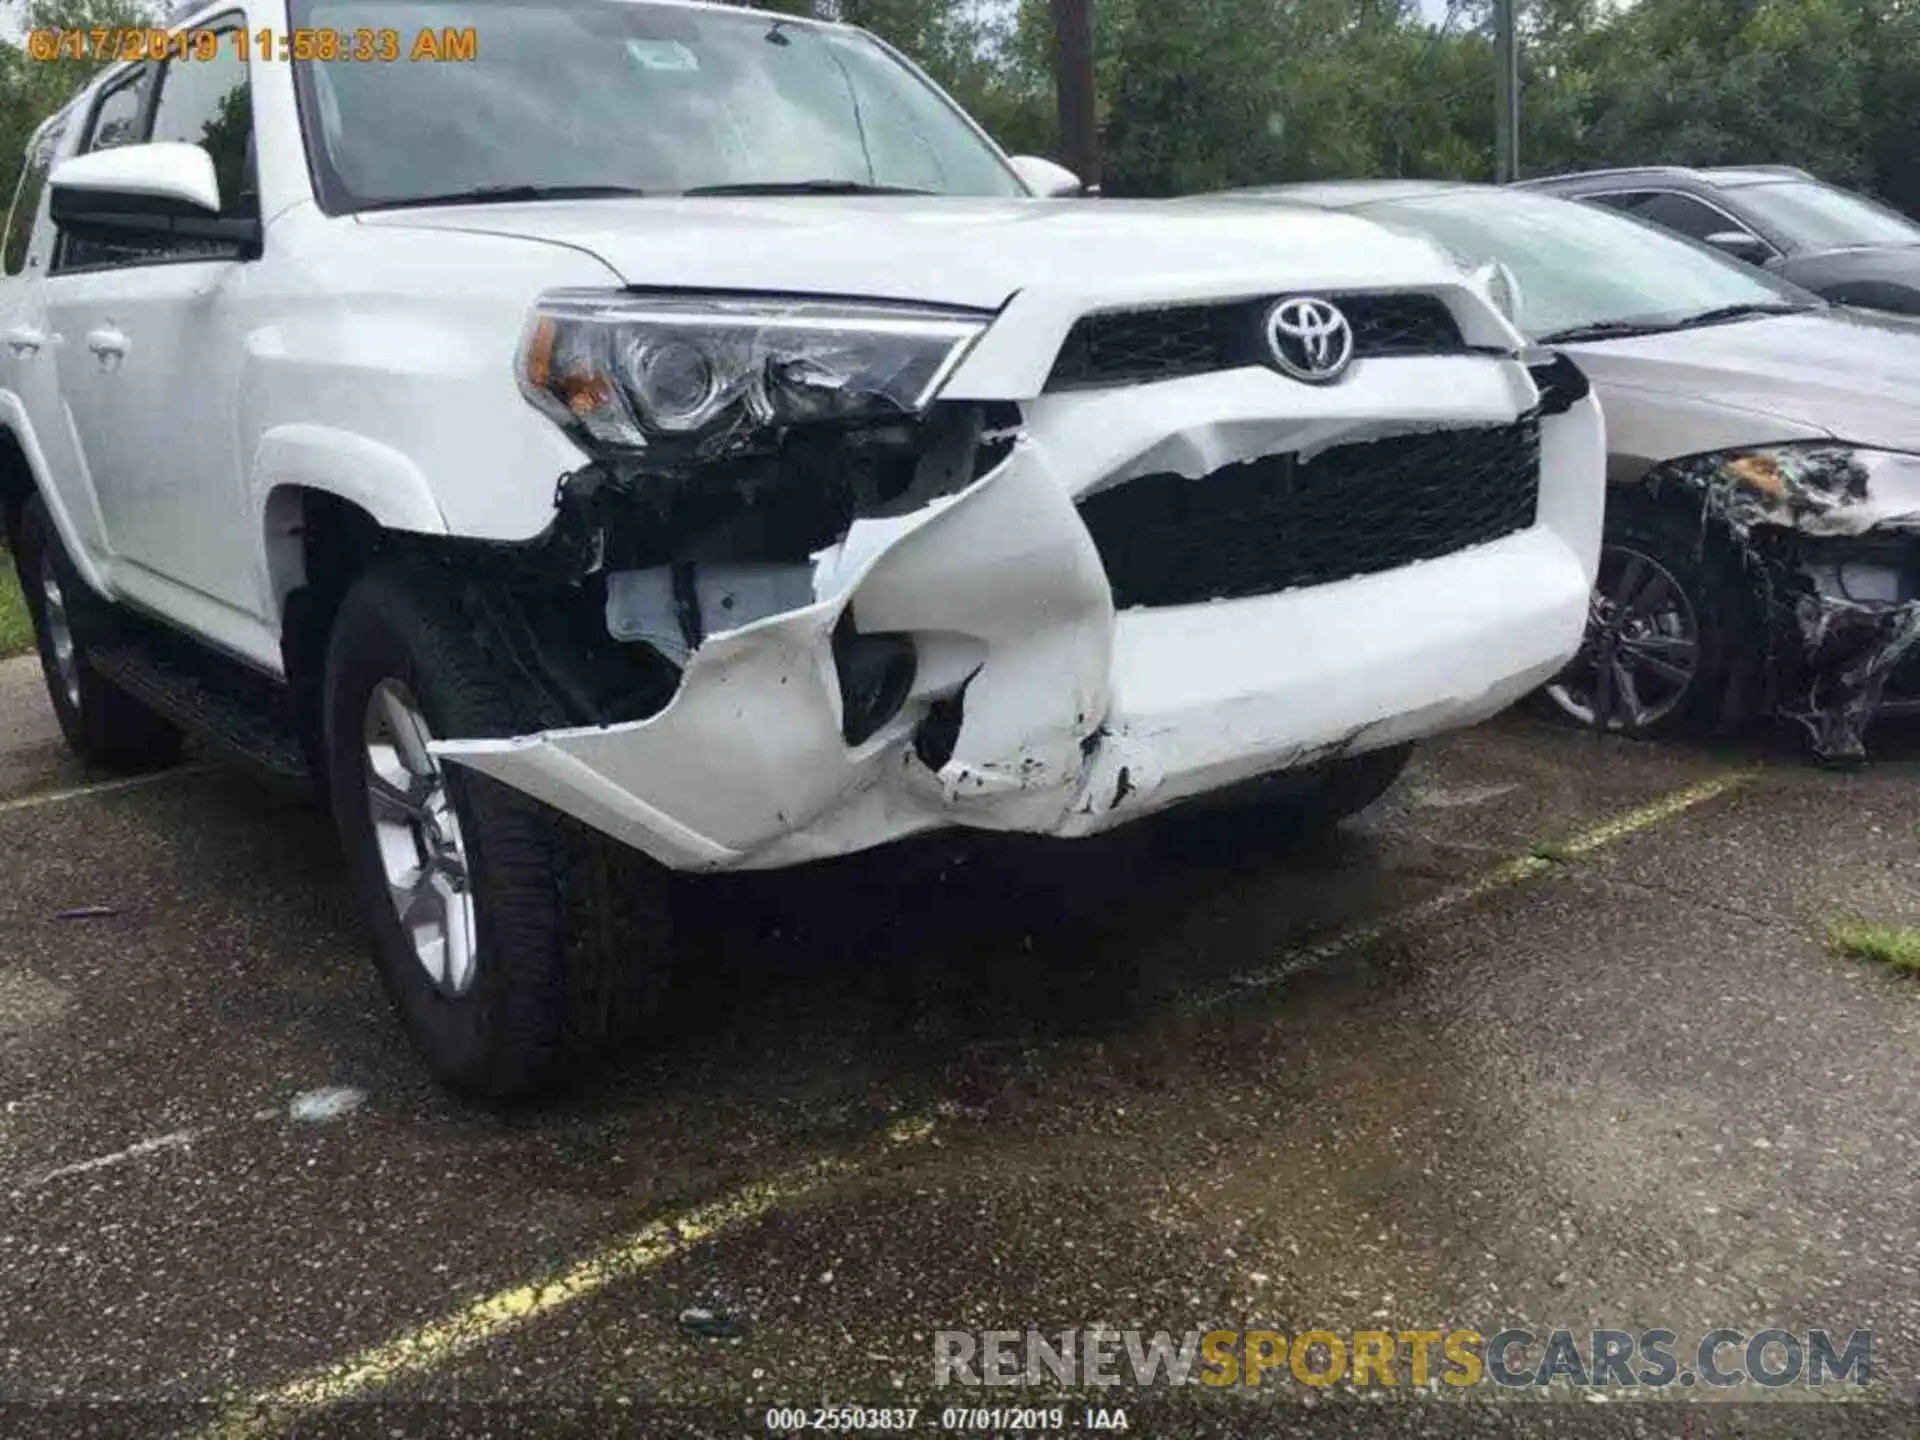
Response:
[1518, 164, 1696, 184]
[1708, 163, 1813, 179]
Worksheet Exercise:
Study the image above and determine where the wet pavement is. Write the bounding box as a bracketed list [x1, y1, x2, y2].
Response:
[2, 652, 1919, 1437]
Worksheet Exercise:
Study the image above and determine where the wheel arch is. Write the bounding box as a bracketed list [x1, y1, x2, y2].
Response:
[0, 424, 36, 557]
[252, 424, 449, 609]
[0, 397, 111, 596]
[263, 481, 395, 785]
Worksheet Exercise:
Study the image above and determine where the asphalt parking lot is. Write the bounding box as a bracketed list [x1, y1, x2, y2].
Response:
[5, 652, 1920, 1438]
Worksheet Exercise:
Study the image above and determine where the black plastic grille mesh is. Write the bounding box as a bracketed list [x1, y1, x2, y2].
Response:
[1047, 293, 1465, 391]
[1079, 420, 1542, 609]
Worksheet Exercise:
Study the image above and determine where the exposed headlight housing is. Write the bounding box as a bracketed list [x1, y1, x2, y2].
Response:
[1695, 443, 1920, 537]
[517, 292, 990, 462]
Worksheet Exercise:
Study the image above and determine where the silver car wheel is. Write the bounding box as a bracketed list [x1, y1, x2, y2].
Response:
[38, 547, 81, 713]
[363, 679, 478, 998]
[1545, 543, 1702, 732]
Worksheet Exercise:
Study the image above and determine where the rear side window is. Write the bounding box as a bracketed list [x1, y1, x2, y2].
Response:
[3, 117, 68, 276]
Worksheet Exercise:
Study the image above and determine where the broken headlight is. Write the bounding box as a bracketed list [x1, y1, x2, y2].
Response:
[1700, 444, 1920, 603]
[516, 292, 990, 460]
[1704, 444, 1920, 531]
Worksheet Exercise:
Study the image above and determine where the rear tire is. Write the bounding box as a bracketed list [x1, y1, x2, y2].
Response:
[324, 565, 666, 1099]
[15, 496, 181, 770]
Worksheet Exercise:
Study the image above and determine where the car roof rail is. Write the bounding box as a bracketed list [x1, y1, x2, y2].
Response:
[1706, 163, 1814, 180]
[1515, 164, 1699, 187]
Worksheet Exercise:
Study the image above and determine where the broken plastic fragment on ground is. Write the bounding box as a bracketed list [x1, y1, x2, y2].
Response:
[54, 905, 117, 920]
[288, 1086, 367, 1123]
[678, 1306, 749, 1339]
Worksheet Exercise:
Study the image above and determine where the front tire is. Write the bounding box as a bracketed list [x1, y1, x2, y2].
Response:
[324, 566, 664, 1098]
[15, 496, 180, 770]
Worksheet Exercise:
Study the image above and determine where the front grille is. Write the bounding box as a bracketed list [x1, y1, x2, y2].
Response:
[1047, 293, 1465, 391]
[1078, 419, 1541, 609]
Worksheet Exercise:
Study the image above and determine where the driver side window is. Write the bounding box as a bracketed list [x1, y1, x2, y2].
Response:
[146, 29, 256, 257]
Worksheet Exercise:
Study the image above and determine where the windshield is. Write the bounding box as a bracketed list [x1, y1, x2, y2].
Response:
[1359, 189, 1817, 340]
[1729, 179, 1920, 252]
[288, 0, 1026, 211]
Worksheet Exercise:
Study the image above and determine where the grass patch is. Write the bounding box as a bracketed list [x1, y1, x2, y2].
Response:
[1829, 920, 1920, 974]
[0, 553, 32, 660]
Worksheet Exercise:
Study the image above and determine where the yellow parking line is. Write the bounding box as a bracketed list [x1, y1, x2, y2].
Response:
[1187, 766, 1760, 1011]
[195, 1115, 939, 1440]
[0, 764, 204, 815]
[1550, 768, 1758, 857]
[191, 769, 1758, 1435]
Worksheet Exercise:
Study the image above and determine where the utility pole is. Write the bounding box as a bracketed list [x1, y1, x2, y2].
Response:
[1050, 0, 1100, 191]
[1493, 0, 1519, 183]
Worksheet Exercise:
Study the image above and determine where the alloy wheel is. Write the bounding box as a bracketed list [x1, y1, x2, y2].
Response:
[1544, 543, 1702, 732]
[363, 679, 478, 997]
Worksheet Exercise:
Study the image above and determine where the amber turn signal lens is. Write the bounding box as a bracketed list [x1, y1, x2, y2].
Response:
[523, 316, 558, 390]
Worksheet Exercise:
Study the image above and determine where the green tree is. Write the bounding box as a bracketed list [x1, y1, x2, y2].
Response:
[0, 0, 157, 205]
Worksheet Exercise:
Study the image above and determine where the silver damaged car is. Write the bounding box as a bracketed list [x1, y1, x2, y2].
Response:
[1220, 180, 1920, 762]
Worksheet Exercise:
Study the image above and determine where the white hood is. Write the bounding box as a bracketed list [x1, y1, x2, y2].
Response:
[356, 195, 1472, 313]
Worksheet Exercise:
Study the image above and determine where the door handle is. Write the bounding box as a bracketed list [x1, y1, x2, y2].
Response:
[5, 325, 44, 357]
[86, 327, 128, 360]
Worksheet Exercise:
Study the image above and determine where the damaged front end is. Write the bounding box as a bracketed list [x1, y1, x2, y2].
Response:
[417, 288, 1111, 870]
[1647, 444, 1920, 761]
[423, 284, 1600, 871]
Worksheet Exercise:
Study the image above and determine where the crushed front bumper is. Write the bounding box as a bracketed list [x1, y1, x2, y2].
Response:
[435, 357, 1605, 872]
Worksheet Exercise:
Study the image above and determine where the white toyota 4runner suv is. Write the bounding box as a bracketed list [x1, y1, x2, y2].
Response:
[0, 0, 1603, 1095]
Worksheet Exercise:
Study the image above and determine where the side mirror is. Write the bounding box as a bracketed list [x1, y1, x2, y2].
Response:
[1703, 229, 1770, 264]
[1009, 154, 1085, 198]
[50, 142, 259, 253]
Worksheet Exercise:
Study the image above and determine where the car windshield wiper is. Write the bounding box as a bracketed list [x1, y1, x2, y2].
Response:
[1533, 318, 1677, 344]
[681, 180, 935, 197]
[358, 184, 650, 212]
[1668, 301, 1815, 330]
[1534, 302, 1811, 345]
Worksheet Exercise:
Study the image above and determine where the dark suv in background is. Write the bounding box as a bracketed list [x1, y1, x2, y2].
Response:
[1521, 165, 1920, 316]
